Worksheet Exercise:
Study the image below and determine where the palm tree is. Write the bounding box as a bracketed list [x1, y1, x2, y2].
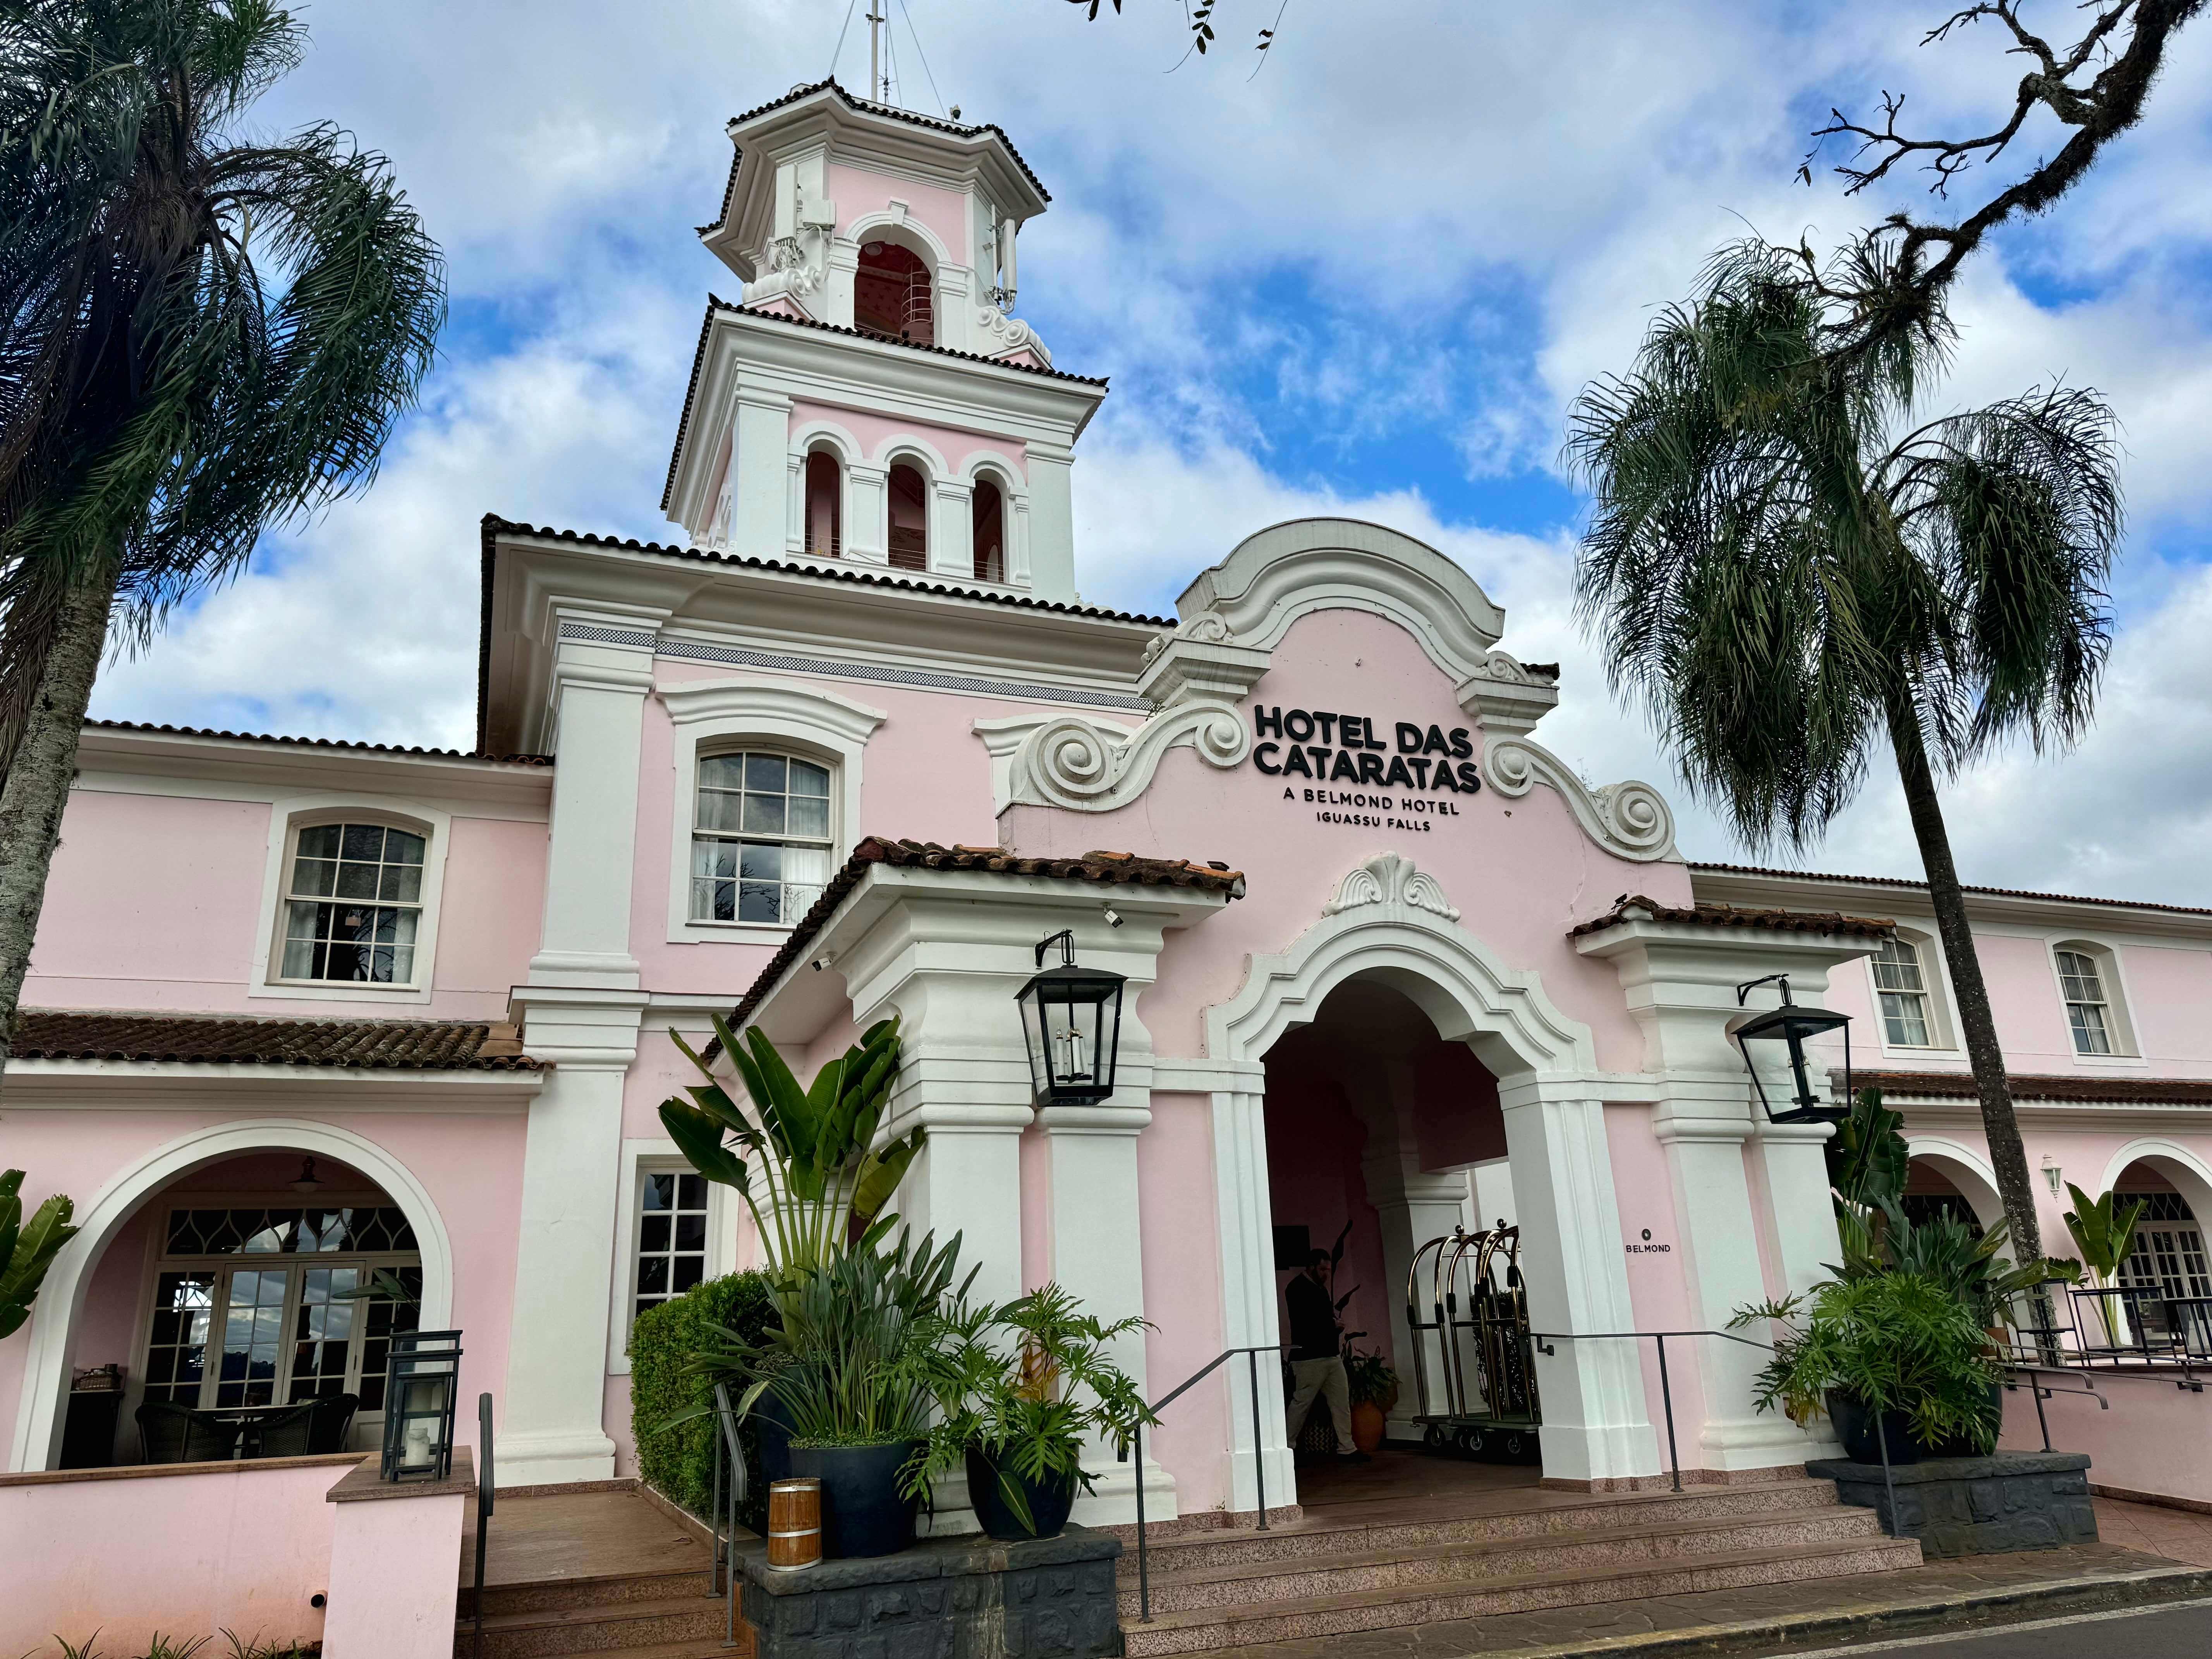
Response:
[0, 0, 442, 1073]
[1564, 239, 2122, 1282]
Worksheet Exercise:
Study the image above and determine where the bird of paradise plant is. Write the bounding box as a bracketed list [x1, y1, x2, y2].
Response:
[659, 1013, 924, 1281]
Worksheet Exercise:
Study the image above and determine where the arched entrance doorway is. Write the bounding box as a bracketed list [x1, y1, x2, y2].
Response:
[1203, 854, 1657, 1513]
[1262, 975, 1543, 1502]
[11, 1121, 452, 1472]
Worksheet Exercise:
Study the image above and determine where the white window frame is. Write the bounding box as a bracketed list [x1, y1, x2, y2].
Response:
[251, 795, 452, 1003]
[607, 1137, 741, 1374]
[658, 677, 885, 946]
[2048, 937, 2142, 1062]
[1868, 927, 1956, 1053]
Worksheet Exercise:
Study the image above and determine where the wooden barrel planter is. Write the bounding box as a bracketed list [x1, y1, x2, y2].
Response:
[766, 1477, 823, 1571]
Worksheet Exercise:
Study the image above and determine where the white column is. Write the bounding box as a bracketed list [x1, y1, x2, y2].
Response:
[1498, 1088, 1658, 1485]
[728, 385, 793, 560]
[846, 462, 889, 565]
[933, 263, 975, 353]
[1656, 1120, 1802, 1470]
[1209, 1083, 1294, 1516]
[895, 1101, 1031, 1312]
[928, 477, 974, 580]
[1038, 1102, 1173, 1523]
[825, 238, 859, 329]
[1008, 493, 1033, 587]
[1024, 444, 1077, 603]
[505, 615, 657, 1484]
[784, 450, 805, 554]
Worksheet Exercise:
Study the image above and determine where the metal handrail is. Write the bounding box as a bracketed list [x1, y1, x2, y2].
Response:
[1124, 1343, 1290, 1626]
[708, 1383, 746, 1647]
[472, 1392, 494, 1659]
[1530, 1328, 1776, 1496]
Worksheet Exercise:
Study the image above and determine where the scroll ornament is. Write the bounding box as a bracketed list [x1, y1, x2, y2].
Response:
[1323, 853, 1461, 922]
[1484, 737, 1676, 862]
[1008, 701, 1249, 812]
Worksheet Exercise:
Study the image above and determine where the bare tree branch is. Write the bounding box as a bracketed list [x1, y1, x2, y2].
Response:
[1800, 0, 2207, 350]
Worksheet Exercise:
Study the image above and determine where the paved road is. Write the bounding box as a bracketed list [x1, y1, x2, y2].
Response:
[1782, 1596, 2212, 1658]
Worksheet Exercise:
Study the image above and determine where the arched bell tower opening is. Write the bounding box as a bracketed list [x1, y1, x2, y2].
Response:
[1261, 975, 1545, 1504]
[855, 239, 934, 345]
[803, 447, 842, 558]
[972, 476, 1006, 582]
[887, 461, 929, 571]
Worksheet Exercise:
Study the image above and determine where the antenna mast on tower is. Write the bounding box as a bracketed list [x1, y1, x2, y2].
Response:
[866, 5, 888, 104]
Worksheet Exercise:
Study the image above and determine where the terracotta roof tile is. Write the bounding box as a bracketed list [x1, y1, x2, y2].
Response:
[1693, 862, 2212, 921]
[481, 517, 1172, 627]
[725, 837, 1244, 1034]
[85, 720, 548, 767]
[1570, 894, 1896, 942]
[1853, 1068, 2212, 1108]
[13, 1011, 540, 1071]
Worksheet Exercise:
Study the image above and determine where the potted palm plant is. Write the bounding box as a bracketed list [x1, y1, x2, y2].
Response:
[1342, 1346, 1400, 1454]
[902, 1284, 1156, 1541]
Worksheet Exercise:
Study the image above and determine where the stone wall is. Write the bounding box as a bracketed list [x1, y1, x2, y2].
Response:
[1807, 1451, 2097, 1558]
[738, 1527, 1121, 1657]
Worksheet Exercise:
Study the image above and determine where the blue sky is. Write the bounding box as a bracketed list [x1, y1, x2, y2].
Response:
[88, 1, 2212, 900]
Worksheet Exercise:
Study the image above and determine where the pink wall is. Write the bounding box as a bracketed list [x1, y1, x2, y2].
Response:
[825, 163, 969, 273]
[1014, 609, 1686, 1072]
[322, 1482, 466, 1659]
[1604, 1103, 1708, 1465]
[23, 785, 546, 1022]
[2001, 1371, 2212, 1507]
[0, 1456, 352, 1654]
[1262, 1065, 1395, 1370]
[0, 1111, 526, 1475]
[1138, 1094, 1230, 1516]
[789, 400, 1027, 481]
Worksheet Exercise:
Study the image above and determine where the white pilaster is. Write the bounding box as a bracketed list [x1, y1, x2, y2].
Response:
[1209, 1083, 1295, 1515]
[728, 385, 794, 560]
[846, 462, 889, 565]
[928, 476, 974, 580]
[1024, 444, 1076, 603]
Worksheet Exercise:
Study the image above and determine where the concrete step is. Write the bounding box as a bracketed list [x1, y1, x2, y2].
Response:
[1117, 1506, 1887, 1618]
[455, 1592, 730, 1659]
[1121, 1479, 1843, 1578]
[1118, 1535, 1925, 1657]
[460, 1565, 716, 1619]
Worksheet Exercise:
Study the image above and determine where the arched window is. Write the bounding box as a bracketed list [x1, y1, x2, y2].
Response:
[972, 477, 1005, 583]
[887, 462, 928, 572]
[2054, 943, 2131, 1055]
[689, 749, 833, 925]
[2114, 1163, 2212, 1353]
[804, 448, 842, 558]
[854, 240, 934, 345]
[278, 822, 427, 985]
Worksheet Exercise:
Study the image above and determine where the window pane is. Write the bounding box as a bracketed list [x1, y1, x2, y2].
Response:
[677, 1174, 706, 1210]
[738, 843, 784, 881]
[738, 881, 782, 922]
[697, 789, 743, 834]
[2071, 1003, 2113, 1055]
[292, 857, 338, 897]
[335, 860, 380, 899]
[340, 824, 386, 861]
[740, 793, 787, 835]
[1879, 991, 1930, 1048]
[379, 863, 423, 902]
[699, 754, 746, 790]
[744, 754, 787, 792]
[641, 1213, 671, 1252]
[636, 1256, 669, 1295]
[790, 760, 831, 797]
[673, 1256, 705, 1293]
[387, 830, 426, 865]
[788, 795, 830, 838]
[643, 1173, 674, 1210]
[675, 1212, 707, 1250]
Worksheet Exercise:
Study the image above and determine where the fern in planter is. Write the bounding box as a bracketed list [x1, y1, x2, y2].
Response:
[1732, 1273, 2005, 1456]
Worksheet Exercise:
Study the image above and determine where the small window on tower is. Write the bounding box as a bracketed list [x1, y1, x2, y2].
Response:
[888, 462, 928, 571]
[804, 449, 842, 557]
[972, 478, 1005, 583]
[854, 240, 934, 345]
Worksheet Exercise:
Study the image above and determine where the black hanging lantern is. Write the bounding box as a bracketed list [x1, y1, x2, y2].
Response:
[1733, 974, 1852, 1126]
[1015, 930, 1127, 1107]
[379, 1329, 462, 1482]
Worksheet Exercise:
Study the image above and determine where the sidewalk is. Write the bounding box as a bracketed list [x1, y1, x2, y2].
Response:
[1199, 1501, 2212, 1658]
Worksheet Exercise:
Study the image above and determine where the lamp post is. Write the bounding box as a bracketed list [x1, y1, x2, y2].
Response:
[380, 1329, 462, 1482]
[1015, 930, 1127, 1107]
[1733, 974, 1852, 1127]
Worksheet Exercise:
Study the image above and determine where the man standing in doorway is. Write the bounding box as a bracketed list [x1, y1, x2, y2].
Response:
[1285, 1250, 1365, 1461]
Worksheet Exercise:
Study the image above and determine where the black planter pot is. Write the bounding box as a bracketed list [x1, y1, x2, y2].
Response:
[1922, 1382, 2008, 1459]
[965, 1444, 1079, 1542]
[789, 1440, 923, 1559]
[1825, 1391, 1922, 1467]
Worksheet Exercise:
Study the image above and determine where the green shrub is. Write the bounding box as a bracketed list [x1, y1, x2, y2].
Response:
[630, 1269, 776, 1524]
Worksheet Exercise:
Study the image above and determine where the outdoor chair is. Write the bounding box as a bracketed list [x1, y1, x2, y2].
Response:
[307, 1391, 361, 1454]
[136, 1400, 241, 1464]
[248, 1401, 319, 1458]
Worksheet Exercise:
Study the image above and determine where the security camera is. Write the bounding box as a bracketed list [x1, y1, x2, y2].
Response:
[1102, 906, 1124, 929]
[811, 952, 836, 972]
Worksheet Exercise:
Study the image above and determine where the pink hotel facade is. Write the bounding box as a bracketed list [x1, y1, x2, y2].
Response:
[9, 80, 2212, 1555]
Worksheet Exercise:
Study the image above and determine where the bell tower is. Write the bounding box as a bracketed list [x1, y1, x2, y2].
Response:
[661, 81, 1105, 604]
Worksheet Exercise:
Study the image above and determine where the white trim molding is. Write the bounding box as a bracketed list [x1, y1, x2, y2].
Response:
[1903, 1135, 2007, 1232]
[656, 676, 888, 946]
[606, 1137, 737, 1375]
[9, 1118, 456, 1473]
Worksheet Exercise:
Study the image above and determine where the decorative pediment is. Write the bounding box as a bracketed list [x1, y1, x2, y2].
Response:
[1323, 853, 1461, 922]
[1006, 703, 1249, 812]
[1485, 736, 1677, 864]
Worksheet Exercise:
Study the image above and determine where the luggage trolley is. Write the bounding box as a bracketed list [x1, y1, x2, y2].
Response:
[1404, 1222, 1542, 1463]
